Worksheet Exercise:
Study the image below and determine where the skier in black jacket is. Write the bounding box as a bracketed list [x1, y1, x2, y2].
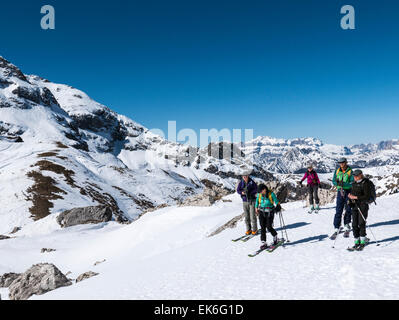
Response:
[348, 169, 372, 250]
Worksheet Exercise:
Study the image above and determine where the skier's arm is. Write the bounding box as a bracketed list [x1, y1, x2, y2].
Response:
[237, 181, 243, 195]
[332, 171, 337, 187]
[301, 172, 308, 182]
[315, 172, 321, 185]
[349, 173, 354, 185]
[271, 192, 280, 206]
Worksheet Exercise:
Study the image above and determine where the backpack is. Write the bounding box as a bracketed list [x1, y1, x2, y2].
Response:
[257, 191, 275, 207]
[367, 179, 377, 205]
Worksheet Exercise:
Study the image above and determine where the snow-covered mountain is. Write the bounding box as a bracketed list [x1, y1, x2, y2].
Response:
[1, 55, 399, 236]
[244, 136, 399, 174]
[0, 56, 270, 234]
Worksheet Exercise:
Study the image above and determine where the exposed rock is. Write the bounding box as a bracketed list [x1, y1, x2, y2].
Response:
[57, 205, 112, 228]
[0, 273, 21, 288]
[41, 248, 56, 253]
[208, 213, 244, 237]
[8, 263, 72, 300]
[94, 259, 106, 266]
[0, 56, 28, 82]
[76, 271, 99, 283]
[9, 227, 21, 234]
[178, 181, 232, 207]
[0, 235, 10, 240]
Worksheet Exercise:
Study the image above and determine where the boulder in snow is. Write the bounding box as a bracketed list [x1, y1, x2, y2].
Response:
[0, 273, 21, 288]
[76, 271, 99, 283]
[57, 205, 112, 228]
[8, 263, 72, 300]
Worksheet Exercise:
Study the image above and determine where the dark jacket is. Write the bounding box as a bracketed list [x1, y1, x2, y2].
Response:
[350, 178, 372, 205]
[237, 178, 258, 202]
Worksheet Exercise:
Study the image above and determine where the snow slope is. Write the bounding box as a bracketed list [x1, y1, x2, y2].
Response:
[1, 193, 398, 300]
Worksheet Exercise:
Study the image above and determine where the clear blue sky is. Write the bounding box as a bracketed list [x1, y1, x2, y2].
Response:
[1, 0, 398, 145]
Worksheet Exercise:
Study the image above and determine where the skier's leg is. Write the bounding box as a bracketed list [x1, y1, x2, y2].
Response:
[359, 204, 369, 238]
[343, 190, 352, 226]
[259, 211, 267, 242]
[249, 201, 258, 231]
[243, 202, 251, 232]
[308, 185, 314, 206]
[266, 213, 278, 237]
[314, 185, 320, 205]
[334, 191, 344, 229]
[352, 209, 360, 239]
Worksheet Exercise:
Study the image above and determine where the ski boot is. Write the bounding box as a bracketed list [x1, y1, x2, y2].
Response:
[308, 205, 314, 214]
[330, 228, 340, 240]
[348, 238, 361, 251]
[260, 241, 268, 250]
[357, 237, 369, 251]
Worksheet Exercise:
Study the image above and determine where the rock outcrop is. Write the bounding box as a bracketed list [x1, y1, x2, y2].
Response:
[8, 263, 72, 300]
[76, 271, 99, 283]
[208, 213, 244, 237]
[178, 182, 232, 207]
[0, 273, 21, 288]
[57, 205, 112, 228]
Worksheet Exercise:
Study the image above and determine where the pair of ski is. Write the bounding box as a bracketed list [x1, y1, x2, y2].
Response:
[248, 239, 285, 257]
[347, 238, 370, 252]
[231, 230, 260, 243]
[330, 228, 370, 251]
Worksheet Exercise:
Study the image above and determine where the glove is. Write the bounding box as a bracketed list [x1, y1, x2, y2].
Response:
[299, 181, 303, 186]
[274, 204, 282, 213]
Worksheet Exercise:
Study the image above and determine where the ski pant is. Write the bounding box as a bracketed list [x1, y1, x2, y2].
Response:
[258, 209, 277, 242]
[352, 202, 368, 238]
[308, 185, 320, 206]
[243, 201, 257, 231]
[334, 189, 352, 229]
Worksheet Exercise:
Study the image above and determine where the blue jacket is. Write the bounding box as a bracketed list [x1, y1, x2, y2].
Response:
[237, 178, 258, 202]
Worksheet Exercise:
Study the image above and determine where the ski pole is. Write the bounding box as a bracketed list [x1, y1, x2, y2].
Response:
[332, 224, 340, 248]
[355, 203, 380, 246]
[277, 211, 284, 241]
[279, 211, 289, 242]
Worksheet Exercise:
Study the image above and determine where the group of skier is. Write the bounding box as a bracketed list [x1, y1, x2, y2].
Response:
[236, 157, 376, 253]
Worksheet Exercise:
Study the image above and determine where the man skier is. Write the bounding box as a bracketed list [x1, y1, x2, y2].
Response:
[237, 173, 258, 235]
[348, 170, 372, 250]
[300, 164, 321, 212]
[255, 184, 281, 249]
[331, 158, 354, 238]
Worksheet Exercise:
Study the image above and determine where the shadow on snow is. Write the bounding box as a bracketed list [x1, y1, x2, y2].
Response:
[284, 234, 329, 246]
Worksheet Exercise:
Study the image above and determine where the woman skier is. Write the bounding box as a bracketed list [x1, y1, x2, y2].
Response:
[255, 184, 281, 250]
[300, 164, 321, 213]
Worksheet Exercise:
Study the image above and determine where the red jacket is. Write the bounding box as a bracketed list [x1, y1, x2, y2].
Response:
[301, 170, 320, 187]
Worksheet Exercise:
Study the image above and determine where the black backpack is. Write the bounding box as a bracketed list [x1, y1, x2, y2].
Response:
[366, 179, 377, 205]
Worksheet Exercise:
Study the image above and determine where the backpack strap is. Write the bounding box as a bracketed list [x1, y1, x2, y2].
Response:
[268, 191, 274, 206]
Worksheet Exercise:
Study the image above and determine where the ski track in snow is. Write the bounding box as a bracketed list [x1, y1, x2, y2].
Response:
[1, 193, 399, 300]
